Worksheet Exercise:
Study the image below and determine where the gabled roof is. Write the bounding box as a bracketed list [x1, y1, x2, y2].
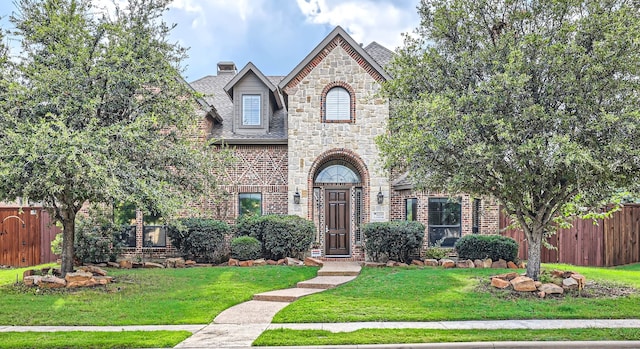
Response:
[278, 26, 392, 92]
[364, 41, 394, 68]
[224, 62, 283, 109]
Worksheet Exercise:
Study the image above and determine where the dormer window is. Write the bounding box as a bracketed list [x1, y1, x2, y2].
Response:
[242, 94, 261, 126]
[321, 82, 355, 123]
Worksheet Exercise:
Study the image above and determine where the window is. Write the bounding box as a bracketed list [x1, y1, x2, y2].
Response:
[315, 164, 361, 183]
[143, 211, 166, 247]
[239, 193, 262, 216]
[472, 198, 481, 234]
[428, 198, 461, 247]
[325, 87, 350, 121]
[113, 201, 136, 247]
[242, 95, 261, 126]
[406, 198, 418, 221]
[355, 187, 363, 244]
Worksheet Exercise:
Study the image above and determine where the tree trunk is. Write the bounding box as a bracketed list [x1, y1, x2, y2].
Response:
[526, 224, 544, 281]
[60, 208, 77, 277]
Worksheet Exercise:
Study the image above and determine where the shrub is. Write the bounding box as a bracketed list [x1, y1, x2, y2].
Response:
[454, 234, 519, 262]
[167, 218, 231, 263]
[50, 233, 63, 255]
[363, 221, 425, 263]
[74, 206, 127, 264]
[424, 247, 450, 260]
[236, 215, 315, 260]
[231, 236, 262, 261]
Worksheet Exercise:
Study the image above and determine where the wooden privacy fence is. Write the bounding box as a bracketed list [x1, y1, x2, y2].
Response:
[0, 207, 60, 267]
[500, 204, 640, 267]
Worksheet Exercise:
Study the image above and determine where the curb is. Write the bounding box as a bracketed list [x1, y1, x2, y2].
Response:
[254, 341, 640, 349]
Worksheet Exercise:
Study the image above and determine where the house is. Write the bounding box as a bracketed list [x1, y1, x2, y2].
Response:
[119, 26, 500, 260]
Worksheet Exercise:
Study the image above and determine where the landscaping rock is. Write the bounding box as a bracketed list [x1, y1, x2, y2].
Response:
[23, 269, 35, 278]
[165, 258, 186, 268]
[440, 259, 456, 268]
[119, 260, 133, 269]
[93, 276, 113, 285]
[571, 273, 586, 290]
[518, 261, 526, 269]
[411, 260, 424, 266]
[537, 291, 546, 298]
[510, 276, 537, 292]
[143, 262, 164, 269]
[491, 277, 511, 289]
[398, 262, 409, 267]
[492, 272, 519, 281]
[562, 277, 579, 290]
[67, 277, 98, 288]
[473, 259, 484, 268]
[386, 260, 397, 267]
[107, 261, 120, 268]
[491, 259, 508, 269]
[551, 269, 565, 278]
[24, 275, 42, 286]
[286, 257, 303, 266]
[304, 257, 323, 267]
[483, 258, 493, 268]
[424, 259, 439, 267]
[228, 258, 239, 267]
[364, 262, 385, 268]
[185, 260, 197, 266]
[239, 260, 254, 267]
[539, 283, 564, 295]
[253, 258, 267, 266]
[507, 261, 518, 269]
[457, 259, 475, 268]
[65, 271, 93, 283]
[534, 281, 542, 288]
[80, 265, 107, 276]
[276, 259, 286, 265]
[266, 260, 277, 265]
[39, 275, 66, 288]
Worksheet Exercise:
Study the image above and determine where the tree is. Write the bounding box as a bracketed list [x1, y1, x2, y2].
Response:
[378, 0, 640, 280]
[0, 0, 227, 276]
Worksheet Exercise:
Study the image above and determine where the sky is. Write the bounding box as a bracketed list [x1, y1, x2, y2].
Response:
[0, 0, 420, 82]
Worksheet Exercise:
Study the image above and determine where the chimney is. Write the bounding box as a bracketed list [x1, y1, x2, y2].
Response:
[217, 61, 237, 75]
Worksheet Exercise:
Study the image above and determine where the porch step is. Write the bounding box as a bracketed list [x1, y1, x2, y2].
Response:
[316, 262, 361, 277]
[297, 276, 357, 289]
[252, 288, 324, 302]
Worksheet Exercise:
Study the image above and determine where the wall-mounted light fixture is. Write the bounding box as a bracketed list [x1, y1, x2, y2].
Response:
[377, 187, 384, 204]
[293, 188, 301, 204]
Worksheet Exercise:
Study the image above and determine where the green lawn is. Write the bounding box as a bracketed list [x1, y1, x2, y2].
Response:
[0, 265, 318, 325]
[254, 328, 640, 346]
[0, 331, 190, 349]
[272, 263, 640, 323]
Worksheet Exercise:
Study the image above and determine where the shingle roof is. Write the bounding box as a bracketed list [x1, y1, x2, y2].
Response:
[364, 41, 394, 68]
[190, 74, 287, 143]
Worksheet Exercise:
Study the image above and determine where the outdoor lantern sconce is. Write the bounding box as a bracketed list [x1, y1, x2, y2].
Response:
[377, 187, 384, 204]
[293, 188, 301, 204]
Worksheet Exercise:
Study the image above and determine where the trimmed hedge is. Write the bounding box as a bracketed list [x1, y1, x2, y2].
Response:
[363, 221, 425, 263]
[235, 214, 315, 260]
[166, 218, 231, 263]
[73, 205, 126, 264]
[454, 234, 519, 262]
[231, 236, 262, 261]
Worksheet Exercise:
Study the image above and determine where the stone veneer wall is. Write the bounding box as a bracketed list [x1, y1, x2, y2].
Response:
[390, 190, 500, 255]
[284, 36, 390, 259]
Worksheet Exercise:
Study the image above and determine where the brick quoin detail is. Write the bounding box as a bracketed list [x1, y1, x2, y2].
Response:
[320, 81, 357, 123]
[307, 148, 371, 223]
[283, 35, 386, 93]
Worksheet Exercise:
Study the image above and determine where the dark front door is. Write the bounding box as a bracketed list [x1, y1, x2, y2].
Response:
[325, 189, 350, 255]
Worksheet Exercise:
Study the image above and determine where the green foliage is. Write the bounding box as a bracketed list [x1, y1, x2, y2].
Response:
[454, 235, 519, 262]
[0, 0, 230, 274]
[50, 233, 63, 256]
[231, 236, 262, 261]
[236, 215, 315, 260]
[166, 218, 230, 263]
[74, 206, 127, 264]
[378, 0, 640, 279]
[363, 221, 425, 263]
[424, 247, 450, 260]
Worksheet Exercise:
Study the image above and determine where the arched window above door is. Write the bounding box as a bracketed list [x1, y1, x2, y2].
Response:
[315, 163, 361, 183]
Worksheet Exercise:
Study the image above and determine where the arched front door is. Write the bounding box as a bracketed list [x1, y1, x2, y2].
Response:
[314, 161, 362, 256]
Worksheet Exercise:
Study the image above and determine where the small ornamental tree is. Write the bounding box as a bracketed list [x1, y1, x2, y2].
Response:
[378, 0, 640, 280]
[0, 0, 228, 276]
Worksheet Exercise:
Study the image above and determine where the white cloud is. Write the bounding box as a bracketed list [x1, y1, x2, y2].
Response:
[296, 0, 417, 50]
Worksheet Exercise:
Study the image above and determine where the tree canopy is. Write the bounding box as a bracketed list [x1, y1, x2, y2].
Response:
[0, 0, 227, 274]
[378, 0, 640, 279]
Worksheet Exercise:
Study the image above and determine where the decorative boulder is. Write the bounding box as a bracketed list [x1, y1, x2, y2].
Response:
[539, 283, 564, 295]
[286, 257, 303, 266]
[143, 262, 164, 269]
[185, 260, 197, 266]
[570, 273, 586, 290]
[80, 265, 108, 276]
[165, 258, 186, 268]
[492, 272, 519, 281]
[491, 259, 508, 269]
[364, 262, 385, 268]
[483, 258, 493, 268]
[107, 261, 120, 268]
[386, 260, 397, 267]
[93, 276, 113, 285]
[440, 259, 456, 268]
[457, 259, 475, 268]
[563, 277, 579, 290]
[24, 275, 42, 287]
[510, 276, 537, 292]
[228, 258, 239, 266]
[411, 260, 424, 266]
[424, 259, 439, 267]
[119, 260, 133, 269]
[276, 259, 286, 265]
[65, 271, 93, 283]
[491, 277, 511, 289]
[266, 260, 277, 265]
[239, 260, 254, 267]
[253, 258, 267, 266]
[507, 261, 518, 269]
[39, 275, 66, 288]
[473, 259, 484, 268]
[304, 257, 323, 267]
